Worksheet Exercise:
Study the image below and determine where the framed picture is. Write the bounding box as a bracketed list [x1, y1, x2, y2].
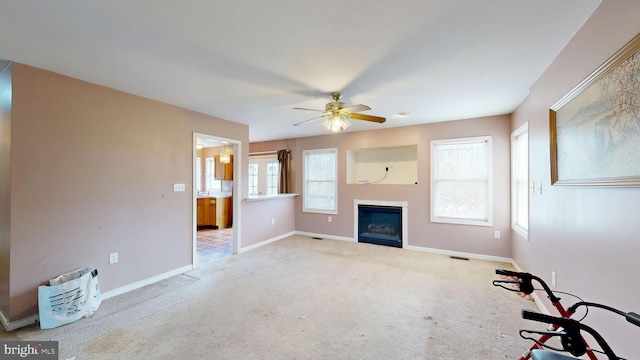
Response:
[550, 32, 640, 186]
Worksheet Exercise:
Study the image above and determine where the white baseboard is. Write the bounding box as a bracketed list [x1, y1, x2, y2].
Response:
[1, 265, 194, 331]
[294, 231, 355, 242]
[101, 264, 194, 300]
[295, 232, 513, 263]
[238, 231, 296, 253]
[0, 310, 39, 332]
[293, 233, 513, 263]
[509, 260, 551, 314]
[404, 244, 513, 263]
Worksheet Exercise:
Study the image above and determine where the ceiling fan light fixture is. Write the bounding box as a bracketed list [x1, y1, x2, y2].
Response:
[293, 92, 384, 130]
[322, 114, 351, 133]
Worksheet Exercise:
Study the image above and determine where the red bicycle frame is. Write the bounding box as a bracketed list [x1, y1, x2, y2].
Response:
[493, 269, 598, 360]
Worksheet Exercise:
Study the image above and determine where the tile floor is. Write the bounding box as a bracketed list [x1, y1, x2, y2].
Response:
[196, 227, 233, 264]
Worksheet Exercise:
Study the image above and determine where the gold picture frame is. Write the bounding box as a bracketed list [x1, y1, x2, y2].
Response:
[550, 32, 640, 186]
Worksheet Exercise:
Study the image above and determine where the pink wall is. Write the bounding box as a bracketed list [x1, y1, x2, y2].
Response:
[240, 197, 296, 249]
[511, 1, 640, 356]
[7, 64, 249, 321]
[266, 115, 513, 258]
[239, 139, 299, 248]
[0, 63, 11, 317]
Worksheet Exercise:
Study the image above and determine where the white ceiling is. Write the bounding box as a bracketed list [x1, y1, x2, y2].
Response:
[0, 1, 601, 142]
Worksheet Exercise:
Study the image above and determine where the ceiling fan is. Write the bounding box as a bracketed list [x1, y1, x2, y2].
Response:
[293, 92, 386, 133]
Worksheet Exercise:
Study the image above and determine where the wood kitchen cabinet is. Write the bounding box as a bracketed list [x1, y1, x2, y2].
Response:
[215, 196, 232, 228]
[214, 155, 233, 180]
[196, 198, 216, 227]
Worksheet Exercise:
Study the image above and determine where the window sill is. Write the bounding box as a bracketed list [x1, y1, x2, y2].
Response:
[302, 208, 338, 215]
[245, 194, 298, 202]
[512, 225, 528, 240]
[430, 217, 492, 227]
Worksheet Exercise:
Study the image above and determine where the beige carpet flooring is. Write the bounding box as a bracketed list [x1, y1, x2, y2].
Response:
[1, 235, 537, 359]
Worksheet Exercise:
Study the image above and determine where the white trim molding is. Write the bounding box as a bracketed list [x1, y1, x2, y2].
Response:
[404, 244, 512, 263]
[239, 231, 296, 253]
[0, 264, 195, 331]
[102, 265, 193, 300]
[295, 231, 355, 243]
[0, 311, 39, 332]
[353, 199, 408, 248]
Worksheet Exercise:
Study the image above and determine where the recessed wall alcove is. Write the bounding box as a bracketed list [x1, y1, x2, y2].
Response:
[346, 145, 418, 185]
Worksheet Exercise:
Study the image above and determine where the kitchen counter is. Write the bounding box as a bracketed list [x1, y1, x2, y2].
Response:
[197, 192, 232, 199]
[246, 193, 298, 202]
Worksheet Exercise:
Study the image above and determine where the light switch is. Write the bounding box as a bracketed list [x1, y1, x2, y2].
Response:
[173, 183, 186, 192]
[536, 183, 542, 194]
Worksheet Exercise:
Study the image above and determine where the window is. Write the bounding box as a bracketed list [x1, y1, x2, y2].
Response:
[511, 123, 528, 238]
[266, 162, 280, 196]
[196, 157, 202, 192]
[205, 157, 214, 190]
[248, 155, 279, 196]
[303, 148, 337, 214]
[205, 157, 221, 192]
[431, 136, 493, 226]
[248, 163, 259, 197]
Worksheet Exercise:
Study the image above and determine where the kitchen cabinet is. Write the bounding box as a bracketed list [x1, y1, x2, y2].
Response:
[196, 198, 216, 227]
[214, 155, 233, 180]
[216, 196, 232, 228]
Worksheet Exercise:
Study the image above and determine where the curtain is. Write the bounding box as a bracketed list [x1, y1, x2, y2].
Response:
[278, 149, 291, 193]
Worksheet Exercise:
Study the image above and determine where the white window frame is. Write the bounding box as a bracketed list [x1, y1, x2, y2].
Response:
[205, 157, 222, 192]
[205, 157, 214, 191]
[248, 162, 259, 197]
[248, 155, 279, 196]
[303, 148, 338, 214]
[430, 136, 493, 226]
[196, 157, 202, 192]
[511, 123, 529, 238]
[266, 162, 280, 196]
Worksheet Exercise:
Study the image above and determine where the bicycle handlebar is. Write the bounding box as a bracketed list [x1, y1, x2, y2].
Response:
[494, 269, 560, 302]
[567, 302, 640, 328]
[498, 270, 640, 359]
[627, 312, 640, 327]
[495, 268, 523, 277]
[521, 309, 617, 358]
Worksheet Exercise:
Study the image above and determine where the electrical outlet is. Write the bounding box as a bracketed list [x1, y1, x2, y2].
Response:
[173, 183, 186, 192]
[271, 218, 275, 225]
[109, 252, 118, 264]
[328, 216, 332, 223]
[494, 230, 501, 238]
[551, 271, 557, 287]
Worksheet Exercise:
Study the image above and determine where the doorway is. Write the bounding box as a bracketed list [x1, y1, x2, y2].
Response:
[193, 133, 239, 266]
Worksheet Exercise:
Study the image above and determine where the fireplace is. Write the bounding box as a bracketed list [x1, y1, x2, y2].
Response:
[354, 200, 407, 248]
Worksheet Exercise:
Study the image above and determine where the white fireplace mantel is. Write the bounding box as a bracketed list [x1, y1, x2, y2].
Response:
[353, 199, 408, 248]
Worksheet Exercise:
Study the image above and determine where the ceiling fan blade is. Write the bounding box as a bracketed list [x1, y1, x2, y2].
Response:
[293, 115, 328, 126]
[293, 107, 325, 112]
[348, 113, 386, 123]
[341, 104, 371, 113]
